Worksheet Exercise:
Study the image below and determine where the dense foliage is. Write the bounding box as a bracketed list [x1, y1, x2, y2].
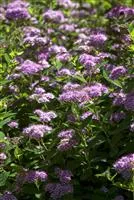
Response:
[0, 0, 134, 199]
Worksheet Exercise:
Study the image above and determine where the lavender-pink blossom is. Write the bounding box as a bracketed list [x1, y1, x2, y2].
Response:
[8, 121, 19, 128]
[34, 110, 57, 122]
[109, 66, 127, 80]
[113, 154, 134, 179]
[59, 90, 90, 103]
[89, 33, 107, 46]
[0, 153, 7, 160]
[113, 195, 124, 200]
[6, 0, 30, 20]
[55, 168, 73, 184]
[124, 92, 134, 111]
[56, 53, 71, 62]
[17, 60, 47, 75]
[43, 9, 64, 23]
[23, 124, 52, 139]
[57, 0, 79, 9]
[81, 111, 93, 120]
[49, 45, 67, 55]
[107, 6, 134, 19]
[25, 170, 48, 183]
[58, 129, 74, 139]
[130, 122, 134, 132]
[0, 191, 17, 200]
[57, 68, 72, 76]
[23, 26, 41, 37]
[57, 138, 77, 151]
[45, 183, 73, 199]
[110, 111, 126, 123]
[83, 83, 108, 98]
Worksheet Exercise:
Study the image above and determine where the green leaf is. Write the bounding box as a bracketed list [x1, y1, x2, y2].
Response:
[128, 22, 134, 41]
[10, 163, 23, 171]
[96, 168, 111, 180]
[0, 79, 11, 85]
[23, 184, 39, 194]
[129, 44, 134, 52]
[102, 70, 122, 88]
[53, 59, 62, 70]
[0, 112, 15, 119]
[29, 115, 40, 121]
[35, 194, 42, 199]
[0, 171, 10, 186]
[63, 195, 74, 200]
[130, 29, 134, 40]
[0, 131, 5, 139]
[4, 53, 11, 64]
[0, 118, 12, 128]
[72, 74, 87, 83]
[14, 146, 23, 160]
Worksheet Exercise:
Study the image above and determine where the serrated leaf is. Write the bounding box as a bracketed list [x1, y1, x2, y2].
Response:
[0, 171, 10, 186]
